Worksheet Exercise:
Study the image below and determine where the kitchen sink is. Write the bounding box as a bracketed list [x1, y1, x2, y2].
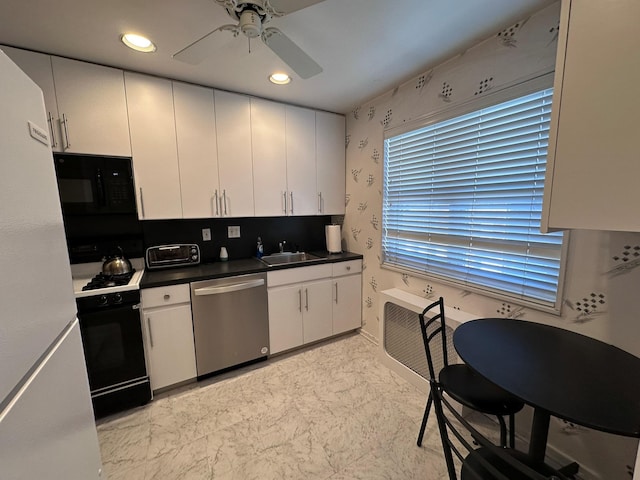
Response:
[259, 252, 324, 266]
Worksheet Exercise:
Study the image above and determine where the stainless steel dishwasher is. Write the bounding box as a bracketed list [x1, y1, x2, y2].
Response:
[190, 272, 269, 377]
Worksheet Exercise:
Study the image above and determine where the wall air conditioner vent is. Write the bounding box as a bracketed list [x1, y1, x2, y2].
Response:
[378, 289, 477, 393]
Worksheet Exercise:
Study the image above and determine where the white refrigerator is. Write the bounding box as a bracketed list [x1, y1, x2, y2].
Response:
[0, 50, 103, 478]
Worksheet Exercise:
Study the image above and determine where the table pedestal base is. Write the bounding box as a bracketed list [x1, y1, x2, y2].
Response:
[529, 409, 550, 463]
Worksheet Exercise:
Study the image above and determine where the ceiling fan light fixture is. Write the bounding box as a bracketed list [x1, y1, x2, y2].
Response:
[269, 72, 291, 85]
[121, 33, 156, 53]
[239, 9, 262, 38]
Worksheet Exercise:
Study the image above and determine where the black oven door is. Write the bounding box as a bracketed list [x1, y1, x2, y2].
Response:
[54, 153, 137, 215]
[78, 302, 147, 393]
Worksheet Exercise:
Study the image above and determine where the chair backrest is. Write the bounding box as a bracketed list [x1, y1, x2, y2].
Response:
[418, 297, 450, 381]
[430, 380, 568, 480]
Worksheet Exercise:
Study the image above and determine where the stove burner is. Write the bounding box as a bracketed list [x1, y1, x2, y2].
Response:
[82, 271, 135, 291]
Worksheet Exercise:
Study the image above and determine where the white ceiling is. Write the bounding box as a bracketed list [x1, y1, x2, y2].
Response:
[0, 0, 552, 113]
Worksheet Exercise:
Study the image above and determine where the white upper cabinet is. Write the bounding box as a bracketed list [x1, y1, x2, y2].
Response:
[214, 90, 255, 217]
[52, 57, 131, 156]
[251, 98, 288, 216]
[125, 72, 182, 220]
[253, 102, 345, 218]
[316, 111, 346, 215]
[2, 48, 130, 156]
[173, 82, 220, 218]
[541, 0, 640, 232]
[3, 46, 348, 220]
[285, 105, 317, 216]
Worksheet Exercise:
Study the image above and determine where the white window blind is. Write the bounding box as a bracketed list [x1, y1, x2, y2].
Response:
[383, 87, 564, 307]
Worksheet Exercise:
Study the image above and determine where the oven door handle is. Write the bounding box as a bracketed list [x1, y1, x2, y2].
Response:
[193, 279, 265, 296]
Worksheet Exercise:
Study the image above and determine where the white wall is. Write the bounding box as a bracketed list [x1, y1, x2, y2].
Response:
[343, 2, 640, 478]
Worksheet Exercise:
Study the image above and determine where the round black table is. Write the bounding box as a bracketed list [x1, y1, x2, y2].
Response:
[454, 318, 640, 464]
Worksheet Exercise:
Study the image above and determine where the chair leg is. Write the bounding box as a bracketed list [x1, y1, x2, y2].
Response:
[496, 415, 507, 448]
[508, 413, 516, 449]
[417, 393, 433, 447]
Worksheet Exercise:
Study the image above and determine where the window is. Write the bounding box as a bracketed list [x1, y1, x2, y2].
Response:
[382, 80, 566, 311]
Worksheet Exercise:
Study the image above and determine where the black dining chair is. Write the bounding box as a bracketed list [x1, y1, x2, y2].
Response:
[430, 374, 571, 479]
[416, 297, 524, 448]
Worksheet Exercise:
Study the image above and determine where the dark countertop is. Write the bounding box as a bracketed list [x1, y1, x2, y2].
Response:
[140, 251, 363, 288]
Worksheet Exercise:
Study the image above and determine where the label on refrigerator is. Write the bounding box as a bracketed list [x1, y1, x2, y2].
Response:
[28, 121, 49, 146]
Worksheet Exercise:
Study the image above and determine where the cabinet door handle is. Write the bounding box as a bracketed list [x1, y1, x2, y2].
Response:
[47, 112, 58, 148]
[334, 282, 338, 304]
[223, 189, 228, 216]
[212, 191, 219, 216]
[290, 191, 294, 215]
[305, 288, 309, 311]
[139, 187, 146, 218]
[163, 294, 171, 301]
[61, 113, 71, 150]
[298, 288, 302, 312]
[318, 192, 322, 213]
[283, 191, 288, 214]
[147, 317, 154, 347]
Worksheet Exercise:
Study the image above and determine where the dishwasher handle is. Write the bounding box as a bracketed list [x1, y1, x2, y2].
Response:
[193, 278, 265, 296]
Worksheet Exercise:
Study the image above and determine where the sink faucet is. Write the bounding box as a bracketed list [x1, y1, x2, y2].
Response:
[279, 241, 287, 253]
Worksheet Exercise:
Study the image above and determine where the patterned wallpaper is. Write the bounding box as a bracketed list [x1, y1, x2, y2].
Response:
[342, 2, 640, 478]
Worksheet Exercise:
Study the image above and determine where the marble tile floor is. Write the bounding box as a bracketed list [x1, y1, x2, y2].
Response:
[97, 332, 495, 480]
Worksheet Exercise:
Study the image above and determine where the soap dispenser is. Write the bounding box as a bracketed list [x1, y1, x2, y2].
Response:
[256, 237, 264, 259]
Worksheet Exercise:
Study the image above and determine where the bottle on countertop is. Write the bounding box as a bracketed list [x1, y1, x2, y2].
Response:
[256, 237, 263, 259]
[220, 246, 228, 262]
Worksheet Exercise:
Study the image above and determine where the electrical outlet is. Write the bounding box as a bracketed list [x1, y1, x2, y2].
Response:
[202, 228, 211, 241]
[228, 226, 240, 238]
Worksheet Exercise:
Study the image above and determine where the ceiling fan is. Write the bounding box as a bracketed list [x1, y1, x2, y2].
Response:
[173, 0, 325, 79]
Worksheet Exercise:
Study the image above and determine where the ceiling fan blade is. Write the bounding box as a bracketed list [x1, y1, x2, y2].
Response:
[262, 27, 322, 79]
[173, 25, 238, 64]
[267, 0, 326, 16]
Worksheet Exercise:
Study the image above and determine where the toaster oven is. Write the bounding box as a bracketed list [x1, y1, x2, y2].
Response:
[146, 244, 200, 269]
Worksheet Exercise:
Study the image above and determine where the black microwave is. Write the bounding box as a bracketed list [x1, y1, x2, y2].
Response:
[53, 153, 137, 216]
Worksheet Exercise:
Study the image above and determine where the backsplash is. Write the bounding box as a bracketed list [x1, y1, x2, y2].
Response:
[142, 216, 336, 263]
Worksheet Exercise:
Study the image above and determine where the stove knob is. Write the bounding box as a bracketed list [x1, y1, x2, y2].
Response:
[192, 254, 198, 260]
[98, 295, 108, 306]
[113, 293, 123, 304]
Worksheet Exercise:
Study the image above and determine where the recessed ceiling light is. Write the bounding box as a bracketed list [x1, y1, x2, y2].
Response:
[269, 72, 291, 85]
[121, 33, 156, 53]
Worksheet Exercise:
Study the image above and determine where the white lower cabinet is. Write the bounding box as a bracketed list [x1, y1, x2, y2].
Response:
[267, 278, 333, 354]
[267, 261, 362, 355]
[141, 284, 197, 392]
[301, 279, 333, 344]
[267, 284, 304, 354]
[332, 260, 362, 334]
